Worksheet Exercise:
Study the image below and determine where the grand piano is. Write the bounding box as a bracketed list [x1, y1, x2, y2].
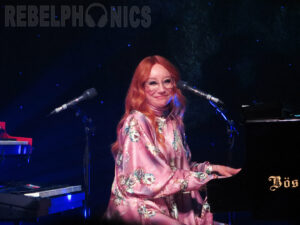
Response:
[207, 104, 300, 224]
[0, 121, 85, 222]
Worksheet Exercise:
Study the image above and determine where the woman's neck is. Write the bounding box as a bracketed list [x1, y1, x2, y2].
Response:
[148, 104, 170, 117]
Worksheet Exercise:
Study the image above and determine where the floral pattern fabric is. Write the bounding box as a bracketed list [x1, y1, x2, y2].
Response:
[105, 110, 217, 225]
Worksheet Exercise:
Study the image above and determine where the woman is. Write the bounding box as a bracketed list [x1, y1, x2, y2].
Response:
[105, 55, 240, 225]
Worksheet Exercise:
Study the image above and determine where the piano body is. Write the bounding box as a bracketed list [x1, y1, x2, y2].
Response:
[207, 105, 300, 223]
[0, 121, 85, 222]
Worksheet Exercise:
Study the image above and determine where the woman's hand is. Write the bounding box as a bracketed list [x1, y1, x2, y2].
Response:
[211, 165, 241, 178]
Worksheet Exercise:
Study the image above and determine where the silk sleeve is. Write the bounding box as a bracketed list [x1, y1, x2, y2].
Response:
[115, 112, 215, 199]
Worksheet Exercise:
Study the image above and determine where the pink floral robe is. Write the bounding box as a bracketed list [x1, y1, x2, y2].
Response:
[105, 110, 218, 225]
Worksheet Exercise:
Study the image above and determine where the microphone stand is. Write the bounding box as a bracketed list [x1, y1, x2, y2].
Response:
[208, 101, 239, 225]
[208, 101, 239, 151]
[74, 106, 95, 220]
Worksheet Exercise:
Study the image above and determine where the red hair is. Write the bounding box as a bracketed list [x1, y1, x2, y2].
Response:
[111, 55, 186, 156]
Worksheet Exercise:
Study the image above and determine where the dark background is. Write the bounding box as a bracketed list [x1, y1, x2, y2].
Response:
[0, 0, 299, 224]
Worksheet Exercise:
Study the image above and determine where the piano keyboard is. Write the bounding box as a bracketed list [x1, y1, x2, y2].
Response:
[0, 184, 85, 219]
[0, 140, 32, 155]
[0, 140, 29, 145]
[24, 185, 82, 198]
[0, 122, 84, 220]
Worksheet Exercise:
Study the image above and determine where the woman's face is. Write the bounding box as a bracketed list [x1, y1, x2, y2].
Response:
[144, 64, 174, 109]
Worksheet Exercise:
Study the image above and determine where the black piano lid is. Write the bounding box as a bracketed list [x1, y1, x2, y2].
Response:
[245, 118, 300, 123]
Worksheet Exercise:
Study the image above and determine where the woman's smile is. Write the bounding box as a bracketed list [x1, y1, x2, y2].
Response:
[144, 64, 174, 109]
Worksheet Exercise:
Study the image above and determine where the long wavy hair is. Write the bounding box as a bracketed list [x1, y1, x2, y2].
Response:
[111, 55, 186, 156]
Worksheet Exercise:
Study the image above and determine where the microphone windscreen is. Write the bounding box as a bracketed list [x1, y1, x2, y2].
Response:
[176, 80, 188, 90]
[83, 88, 98, 99]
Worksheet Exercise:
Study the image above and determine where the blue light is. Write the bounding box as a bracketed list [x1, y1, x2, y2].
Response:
[112, 7, 116, 11]
[256, 39, 260, 43]
[100, 100, 104, 104]
[288, 63, 292, 67]
[18, 145, 21, 155]
[208, 2, 212, 6]
[175, 26, 178, 31]
[209, 101, 228, 121]
[281, 6, 285, 9]
[19, 72, 22, 75]
[84, 209, 87, 218]
[56, 83, 60, 87]
[19, 105, 23, 110]
[128, 43, 131, 47]
[220, 111, 228, 121]
[67, 194, 72, 201]
[294, 114, 300, 118]
[227, 67, 232, 71]
[37, 34, 40, 38]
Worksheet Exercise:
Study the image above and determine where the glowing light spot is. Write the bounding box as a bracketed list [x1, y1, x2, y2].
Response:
[67, 194, 72, 201]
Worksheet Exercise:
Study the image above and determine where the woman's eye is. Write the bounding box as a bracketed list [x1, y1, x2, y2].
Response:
[149, 81, 157, 85]
[164, 79, 171, 83]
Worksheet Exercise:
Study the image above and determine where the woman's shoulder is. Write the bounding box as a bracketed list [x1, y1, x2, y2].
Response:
[129, 110, 147, 119]
[119, 110, 156, 141]
[125, 110, 148, 121]
[122, 110, 152, 130]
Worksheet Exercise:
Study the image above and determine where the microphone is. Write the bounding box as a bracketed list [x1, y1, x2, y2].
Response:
[49, 88, 98, 115]
[177, 81, 224, 105]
